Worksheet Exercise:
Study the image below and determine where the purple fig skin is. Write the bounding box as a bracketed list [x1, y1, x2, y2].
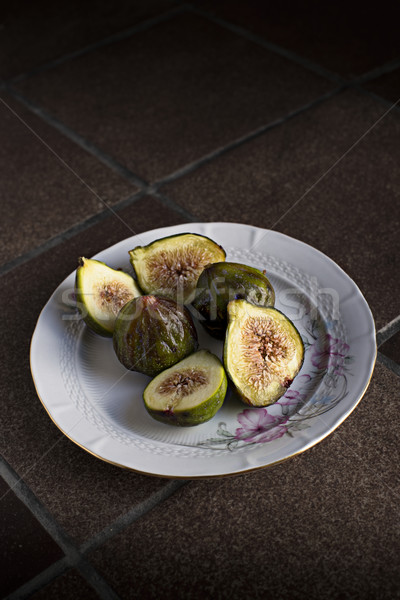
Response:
[113, 295, 198, 376]
[192, 262, 275, 339]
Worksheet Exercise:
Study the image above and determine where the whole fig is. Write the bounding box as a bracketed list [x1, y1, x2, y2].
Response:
[113, 295, 198, 376]
[192, 262, 275, 339]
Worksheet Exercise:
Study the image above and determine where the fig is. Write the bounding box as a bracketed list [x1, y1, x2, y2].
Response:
[129, 233, 226, 304]
[192, 262, 275, 339]
[224, 300, 304, 407]
[143, 350, 227, 426]
[75, 257, 141, 337]
[113, 295, 198, 376]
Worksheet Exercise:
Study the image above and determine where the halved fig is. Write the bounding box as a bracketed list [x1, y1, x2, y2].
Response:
[192, 262, 275, 339]
[113, 295, 198, 376]
[75, 257, 141, 337]
[224, 300, 304, 406]
[143, 350, 227, 426]
[129, 233, 226, 304]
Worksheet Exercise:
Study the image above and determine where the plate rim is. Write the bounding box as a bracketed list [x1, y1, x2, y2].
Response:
[30, 222, 377, 478]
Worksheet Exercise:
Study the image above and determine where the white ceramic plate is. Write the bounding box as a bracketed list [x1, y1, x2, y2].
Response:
[30, 223, 376, 478]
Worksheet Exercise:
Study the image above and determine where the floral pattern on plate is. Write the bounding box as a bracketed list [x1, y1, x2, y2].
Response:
[197, 309, 353, 451]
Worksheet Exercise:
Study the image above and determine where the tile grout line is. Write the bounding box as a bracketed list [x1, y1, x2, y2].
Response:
[1, 9, 397, 284]
[354, 56, 400, 85]
[186, 4, 345, 85]
[0, 188, 197, 279]
[1, 85, 398, 351]
[80, 479, 188, 554]
[3, 75, 397, 281]
[376, 351, 400, 377]
[2, 328, 398, 600]
[4, 85, 148, 189]
[4, 0, 398, 104]
[0, 84, 344, 278]
[6, 0, 399, 93]
[188, 4, 400, 87]
[376, 315, 400, 347]
[0, 457, 80, 558]
[354, 84, 400, 114]
[1, 452, 188, 599]
[0, 456, 121, 600]
[0, 4, 398, 596]
[4, 32, 397, 127]
[3, 84, 201, 225]
[0, 191, 146, 278]
[375, 318, 400, 376]
[73, 561, 121, 600]
[1, 80, 396, 281]
[4, 1, 341, 88]
[151, 189, 198, 222]
[152, 86, 347, 187]
[188, 5, 400, 108]
[5, 82, 345, 195]
[4, 559, 69, 600]
[0, 10, 397, 291]
[8, 4, 190, 85]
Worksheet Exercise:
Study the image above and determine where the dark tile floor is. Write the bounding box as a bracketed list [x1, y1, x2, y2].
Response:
[364, 67, 400, 105]
[193, 0, 400, 78]
[163, 88, 400, 330]
[1, 0, 179, 80]
[1, 2, 399, 599]
[31, 570, 99, 600]
[14, 12, 333, 182]
[0, 479, 63, 597]
[90, 366, 400, 600]
[0, 93, 137, 266]
[379, 331, 400, 364]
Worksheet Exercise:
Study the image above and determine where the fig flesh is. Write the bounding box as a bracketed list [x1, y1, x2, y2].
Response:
[75, 257, 141, 337]
[113, 295, 198, 376]
[143, 350, 227, 426]
[129, 233, 226, 304]
[192, 262, 275, 339]
[224, 300, 304, 406]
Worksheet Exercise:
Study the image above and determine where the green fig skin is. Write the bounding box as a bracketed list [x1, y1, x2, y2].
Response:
[192, 262, 275, 339]
[129, 233, 226, 304]
[113, 296, 198, 377]
[145, 380, 227, 427]
[143, 350, 227, 427]
[75, 257, 141, 337]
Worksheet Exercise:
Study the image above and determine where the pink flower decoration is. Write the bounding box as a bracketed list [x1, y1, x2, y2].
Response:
[311, 334, 350, 374]
[235, 409, 288, 443]
[279, 389, 302, 407]
[297, 374, 311, 383]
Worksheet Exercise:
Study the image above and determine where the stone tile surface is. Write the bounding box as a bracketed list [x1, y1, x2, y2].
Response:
[194, 0, 400, 77]
[15, 13, 334, 183]
[89, 363, 400, 599]
[0, 93, 136, 267]
[2, 5, 400, 598]
[164, 89, 400, 329]
[0, 197, 185, 543]
[379, 330, 400, 365]
[31, 569, 99, 600]
[0, 477, 63, 597]
[364, 68, 400, 105]
[1, 0, 178, 79]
